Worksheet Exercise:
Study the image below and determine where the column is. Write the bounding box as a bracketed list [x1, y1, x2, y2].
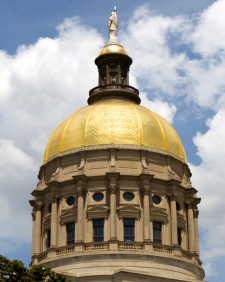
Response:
[110, 184, 117, 239]
[118, 64, 122, 85]
[106, 64, 110, 84]
[77, 185, 84, 242]
[186, 201, 195, 252]
[170, 193, 178, 245]
[31, 211, 36, 256]
[49, 194, 59, 247]
[194, 209, 200, 255]
[143, 186, 151, 241]
[34, 202, 43, 254]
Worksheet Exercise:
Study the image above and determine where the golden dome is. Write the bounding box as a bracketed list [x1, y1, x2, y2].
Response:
[99, 44, 128, 56]
[43, 101, 187, 164]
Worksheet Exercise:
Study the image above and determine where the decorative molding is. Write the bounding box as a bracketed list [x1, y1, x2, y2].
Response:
[35, 201, 43, 211]
[31, 211, 36, 221]
[77, 187, 85, 197]
[110, 148, 117, 171]
[167, 192, 178, 201]
[78, 152, 86, 170]
[49, 194, 60, 203]
[109, 184, 117, 194]
[177, 212, 186, 230]
[87, 206, 109, 219]
[117, 205, 141, 219]
[49, 167, 60, 182]
[60, 208, 77, 225]
[193, 209, 199, 218]
[42, 213, 51, 231]
[150, 207, 168, 223]
[142, 185, 151, 195]
[185, 200, 194, 209]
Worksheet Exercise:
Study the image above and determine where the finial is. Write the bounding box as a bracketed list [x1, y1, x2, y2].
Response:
[114, 6, 117, 12]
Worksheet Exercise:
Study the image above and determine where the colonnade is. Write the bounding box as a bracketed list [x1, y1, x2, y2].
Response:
[30, 182, 200, 260]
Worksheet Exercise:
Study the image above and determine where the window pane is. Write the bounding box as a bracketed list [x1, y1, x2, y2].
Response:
[124, 226, 129, 235]
[99, 227, 103, 236]
[94, 228, 98, 236]
[129, 219, 134, 225]
[153, 222, 161, 228]
[99, 219, 104, 225]
[124, 219, 129, 225]
[129, 227, 134, 236]
[154, 229, 161, 239]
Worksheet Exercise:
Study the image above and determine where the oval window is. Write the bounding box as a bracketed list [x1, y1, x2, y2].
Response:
[123, 192, 134, 201]
[93, 193, 104, 202]
[67, 197, 75, 206]
[152, 196, 161, 204]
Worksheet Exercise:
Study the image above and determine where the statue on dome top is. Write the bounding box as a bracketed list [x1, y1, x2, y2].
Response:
[108, 6, 118, 40]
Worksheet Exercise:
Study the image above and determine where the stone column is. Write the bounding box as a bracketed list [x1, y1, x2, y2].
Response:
[49, 194, 59, 247]
[31, 211, 36, 256]
[106, 64, 110, 84]
[34, 202, 43, 254]
[169, 193, 178, 245]
[110, 184, 117, 239]
[186, 201, 195, 252]
[118, 64, 122, 85]
[143, 186, 151, 241]
[77, 185, 85, 242]
[194, 209, 200, 255]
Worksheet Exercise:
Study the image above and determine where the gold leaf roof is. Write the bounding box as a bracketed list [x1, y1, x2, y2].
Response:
[99, 44, 128, 56]
[43, 101, 187, 164]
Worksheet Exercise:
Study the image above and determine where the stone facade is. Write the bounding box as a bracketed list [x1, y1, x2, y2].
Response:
[30, 145, 204, 281]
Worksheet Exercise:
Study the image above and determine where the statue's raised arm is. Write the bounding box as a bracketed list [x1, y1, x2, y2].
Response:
[108, 7, 118, 40]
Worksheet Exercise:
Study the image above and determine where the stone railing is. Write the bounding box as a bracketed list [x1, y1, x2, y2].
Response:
[89, 84, 139, 96]
[85, 242, 109, 251]
[37, 251, 47, 262]
[119, 241, 143, 250]
[56, 244, 75, 256]
[181, 249, 193, 260]
[153, 244, 172, 254]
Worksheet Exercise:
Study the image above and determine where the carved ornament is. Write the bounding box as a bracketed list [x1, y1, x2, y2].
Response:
[109, 184, 117, 194]
[193, 209, 199, 218]
[185, 200, 194, 209]
[49, 194, 60, 203]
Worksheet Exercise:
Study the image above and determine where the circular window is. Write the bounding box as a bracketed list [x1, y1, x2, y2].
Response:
[152, 196, 161, 204]
[67, 197, 75, 206]
[123, 192, 134, 201]
[93, 193, 104, 202]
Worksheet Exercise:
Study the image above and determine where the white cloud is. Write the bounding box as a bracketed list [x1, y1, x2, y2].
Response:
[190, 109, 225, 275]
[140, 92, 177, 123]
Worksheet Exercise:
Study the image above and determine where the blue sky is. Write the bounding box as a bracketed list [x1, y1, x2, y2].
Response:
[0, 1, 225, 281]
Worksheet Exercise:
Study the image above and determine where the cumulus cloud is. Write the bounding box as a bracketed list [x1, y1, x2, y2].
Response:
[140, 92, 177, 123]
[0, 1, 225, 280]
[190, 109, 225, 275]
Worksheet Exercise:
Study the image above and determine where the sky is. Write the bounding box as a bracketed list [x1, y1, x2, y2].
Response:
[0, 0, 224, 281]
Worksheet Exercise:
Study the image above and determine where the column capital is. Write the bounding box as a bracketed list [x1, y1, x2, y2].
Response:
[167, 192, 178, 201]
[185, 200, 194, 209]
[31, 211, 36, 221]
[34, 201, 43, 211]
[142, 185, 151, 195]
[49, 194, 60, 203]
[193, 209, 199, 218]
[77, 186, 85, 197]
[109, 184, 117, 194]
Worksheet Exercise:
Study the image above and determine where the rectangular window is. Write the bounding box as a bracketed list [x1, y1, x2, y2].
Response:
[67, 222, 75, 245]
[122, 77, 125, 84]
[178, 228, 182, 246]
[153, 221, 162, 244]
[124, 219, 135, 242]
[93, 219, 104, 242]
[47, 229, 51, 248]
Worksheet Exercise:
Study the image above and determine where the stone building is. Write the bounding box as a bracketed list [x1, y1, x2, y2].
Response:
[30, 8, 206, 282]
